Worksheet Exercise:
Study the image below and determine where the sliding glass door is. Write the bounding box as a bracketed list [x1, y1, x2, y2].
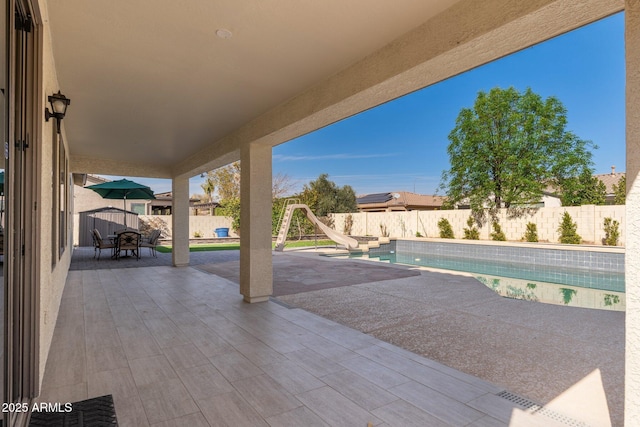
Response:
[4, 1, 38, 425]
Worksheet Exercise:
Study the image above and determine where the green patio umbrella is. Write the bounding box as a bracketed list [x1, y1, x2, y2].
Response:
[86, 178, 155, 228]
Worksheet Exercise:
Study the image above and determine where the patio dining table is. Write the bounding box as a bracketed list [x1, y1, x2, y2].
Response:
[110, 231, 142, 259]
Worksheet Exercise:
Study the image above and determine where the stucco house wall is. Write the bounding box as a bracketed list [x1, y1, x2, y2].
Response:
[38, 19, 74, 387]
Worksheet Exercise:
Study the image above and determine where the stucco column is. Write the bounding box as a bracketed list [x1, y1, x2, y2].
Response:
[627, 1, 640, 425]
[239, 143, 273, 303]
[172, 175, 190, 267]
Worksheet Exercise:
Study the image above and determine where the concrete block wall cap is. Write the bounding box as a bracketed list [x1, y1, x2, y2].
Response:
[395, 236, 625, 253]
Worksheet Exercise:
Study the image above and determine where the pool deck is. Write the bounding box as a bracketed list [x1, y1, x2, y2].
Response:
[43, 246, 623, 426]
[276, 249, 623, 426]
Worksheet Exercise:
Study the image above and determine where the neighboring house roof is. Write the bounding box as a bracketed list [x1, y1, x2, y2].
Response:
[594, 168, 625, 194]
[79, 206, 137, 215]
[81, 174, 111, 187]
[357, 191, 446, 211]
[192, 201, 219, 209]
[154, 191, 173, 200]
[85, 174, 110, 185]
[540, 167, 625, 199]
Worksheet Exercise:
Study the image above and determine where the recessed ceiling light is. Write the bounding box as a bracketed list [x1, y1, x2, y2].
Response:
[216, 29, 233, 39]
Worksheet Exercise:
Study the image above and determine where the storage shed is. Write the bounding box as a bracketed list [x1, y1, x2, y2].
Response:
[78, 207, 139, 247]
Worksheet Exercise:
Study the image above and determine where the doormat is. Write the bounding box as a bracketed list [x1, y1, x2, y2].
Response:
[29, 395, 117, 426]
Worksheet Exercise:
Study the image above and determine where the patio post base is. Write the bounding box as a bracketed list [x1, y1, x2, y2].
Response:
[242, 295, 270, 303]
[173, 262, 189, 267]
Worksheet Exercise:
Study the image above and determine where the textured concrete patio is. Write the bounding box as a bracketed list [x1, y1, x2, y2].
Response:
[276, 251, 624, 426]
[49, 246, 623, 426]
[198, 248, 624, 426]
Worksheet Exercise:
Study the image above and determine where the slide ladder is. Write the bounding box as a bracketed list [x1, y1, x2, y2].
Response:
[274, 200, 298, 251]
[274, 200, 359, 251]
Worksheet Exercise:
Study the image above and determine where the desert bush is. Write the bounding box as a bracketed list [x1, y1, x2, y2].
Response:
[558, 211, 581, 244]
[438, 218, 454, 239]
[463, 216, 480, 240]
[343, 214, 354, 235]
[490, 222, 506, 241]
[603, 217, 620, 246]
[523, 222, 538, 242]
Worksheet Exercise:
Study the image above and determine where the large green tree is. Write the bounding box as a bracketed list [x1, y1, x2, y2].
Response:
[440, 87, 596, 212]
[202, 162, 294, 233]
[558, 169, 606, 206]
[273, 174, 357, 237]
[300, 174, 357, 216]
[201, 161, 241, 202]
[613, 175, 626, 205]
[201, 162, 293, 201]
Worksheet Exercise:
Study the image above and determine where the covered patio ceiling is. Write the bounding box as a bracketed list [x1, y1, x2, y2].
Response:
[47, 0, 621, 179]
[48, 0, 460, 177]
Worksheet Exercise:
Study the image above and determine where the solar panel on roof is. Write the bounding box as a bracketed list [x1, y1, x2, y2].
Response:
[356, 192, 393, 204]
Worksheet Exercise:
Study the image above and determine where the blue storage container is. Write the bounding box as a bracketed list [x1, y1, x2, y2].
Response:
[215, 228, 229, 237]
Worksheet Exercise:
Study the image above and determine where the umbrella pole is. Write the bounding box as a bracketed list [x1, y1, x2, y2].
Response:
[123, 194, 127, 228]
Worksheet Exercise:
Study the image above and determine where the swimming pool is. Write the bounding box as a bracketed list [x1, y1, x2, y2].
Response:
[354, 250, 624, 292]
[334, 239, 625, 310]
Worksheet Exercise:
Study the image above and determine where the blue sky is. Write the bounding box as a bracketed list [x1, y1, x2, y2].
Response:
[105, 12, 625, 197]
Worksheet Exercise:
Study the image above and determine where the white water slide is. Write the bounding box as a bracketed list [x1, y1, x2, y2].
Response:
[274, 203, 359, 251]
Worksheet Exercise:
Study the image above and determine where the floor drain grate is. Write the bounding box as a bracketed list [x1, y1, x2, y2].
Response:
[497, 391, 591, 427]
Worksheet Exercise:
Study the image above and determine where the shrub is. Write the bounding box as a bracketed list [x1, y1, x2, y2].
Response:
[379, 224, 389, 237]
[438, 218, 454, 239]
[193, 230, 202, 238]
[490, 222, 506, 241]
[463, 216, 479, 240]
[218, 197, 241, 233]
[603, 217, 620, 246]
[524, 222, 538, 242]
[558, 211, 581, 244]
[415, 231, 423, 237]
[343, 214, 354, 235]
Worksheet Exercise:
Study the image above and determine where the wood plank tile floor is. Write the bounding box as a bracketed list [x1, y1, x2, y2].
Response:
[37, 264, 576, 426]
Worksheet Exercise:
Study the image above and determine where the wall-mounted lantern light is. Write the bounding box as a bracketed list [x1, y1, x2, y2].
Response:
[45, 90, 71, 134]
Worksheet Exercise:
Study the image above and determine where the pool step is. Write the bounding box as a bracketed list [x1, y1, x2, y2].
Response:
[352, 237, 391, 253]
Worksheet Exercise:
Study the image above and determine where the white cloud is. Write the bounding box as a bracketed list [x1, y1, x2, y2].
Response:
[273, 153, 399, 162]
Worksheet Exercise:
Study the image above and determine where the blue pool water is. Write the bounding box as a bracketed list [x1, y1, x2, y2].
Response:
[345, 250, 625, 293]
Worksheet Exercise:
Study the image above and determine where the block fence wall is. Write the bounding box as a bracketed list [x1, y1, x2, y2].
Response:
[331, 205, 626, 246]
[74, 206, 626, 246]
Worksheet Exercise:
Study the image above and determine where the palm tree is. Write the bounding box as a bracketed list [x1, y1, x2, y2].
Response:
[201, 175, 215, 202]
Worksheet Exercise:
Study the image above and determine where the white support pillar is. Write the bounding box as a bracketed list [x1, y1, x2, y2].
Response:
[627, 1, 640, 424]
[239, 143, 273, 303]
[172, 175, 190, 267]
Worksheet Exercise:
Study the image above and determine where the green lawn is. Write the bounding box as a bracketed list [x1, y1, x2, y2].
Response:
[156, 239, 337, 253]
[279, 239, 336, 248]
[156, 243, 240, 253]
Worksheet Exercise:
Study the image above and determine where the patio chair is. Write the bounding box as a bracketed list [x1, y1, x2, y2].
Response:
[140, 229, 161, 257]
[91, 229, 116, 260]
[116, 230, 141, 260]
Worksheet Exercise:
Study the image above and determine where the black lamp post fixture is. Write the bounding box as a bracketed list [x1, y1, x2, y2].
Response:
[44, 90, 71, 134]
